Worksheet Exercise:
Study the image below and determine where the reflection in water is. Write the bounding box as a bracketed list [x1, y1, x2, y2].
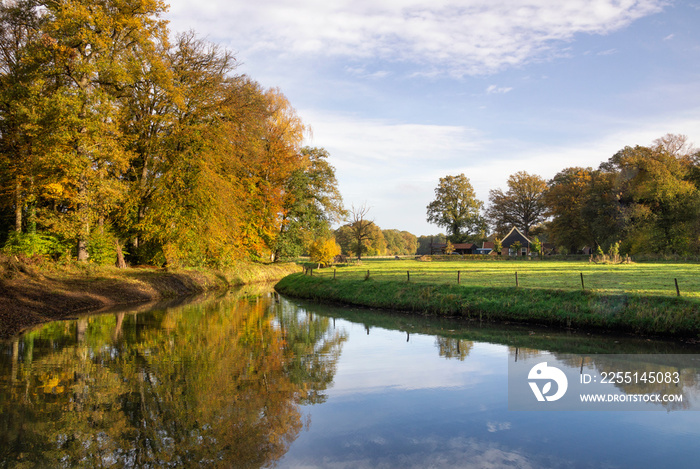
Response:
[0, 288, 345, 468]
[550, 352, 700, 411]
[3, 291, 700, 468]
[436, 337, 473, 361]
[280, 301, 700, 468]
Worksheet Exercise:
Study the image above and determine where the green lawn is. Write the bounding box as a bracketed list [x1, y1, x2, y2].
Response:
[308, 258, 700, 301]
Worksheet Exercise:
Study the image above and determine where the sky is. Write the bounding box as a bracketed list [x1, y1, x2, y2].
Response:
[164, 0, 700, 236]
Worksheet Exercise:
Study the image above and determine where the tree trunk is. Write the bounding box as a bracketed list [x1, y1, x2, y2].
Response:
[112, 313, 125, 341]
[76, 173, 90, 262]
[27, 176, 36, 235]
[115, 240, 127, 268]
[14, 181, 22, 232]
[77, 238, 89, 262]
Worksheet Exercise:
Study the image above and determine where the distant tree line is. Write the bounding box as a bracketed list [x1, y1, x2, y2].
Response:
[427, 134, 700, 256]
[0, 0, 344, 266]
[333, 205, 418, 258]
[334, 225, 418, 258]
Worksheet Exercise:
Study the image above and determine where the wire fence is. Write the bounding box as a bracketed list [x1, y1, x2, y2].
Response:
[302, 264, 699, 300]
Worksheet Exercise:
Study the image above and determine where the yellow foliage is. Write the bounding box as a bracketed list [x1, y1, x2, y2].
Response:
[309, 238, 341, 266]
[43, 182, 64, 198]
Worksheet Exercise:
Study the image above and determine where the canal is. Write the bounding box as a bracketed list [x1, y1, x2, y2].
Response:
[1, 285, 699, 468]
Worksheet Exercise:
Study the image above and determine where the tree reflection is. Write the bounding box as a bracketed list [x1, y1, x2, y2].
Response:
[580, 356, 697, 411]
[508, 347, 544, 362]
[0, 290, 345, 468]
[553, 354, 700, 411]
[435, 337, 473, 361]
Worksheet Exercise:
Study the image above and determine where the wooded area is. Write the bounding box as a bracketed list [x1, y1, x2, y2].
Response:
[0, 0, 344, 267]
[425, 134, 700, 256]
[2, 2, 698, 268]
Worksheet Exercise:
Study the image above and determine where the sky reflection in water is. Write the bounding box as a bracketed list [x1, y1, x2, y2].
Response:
[2, 289, 700, 468]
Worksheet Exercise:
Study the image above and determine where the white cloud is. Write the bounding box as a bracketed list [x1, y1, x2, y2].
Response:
[281, 436, 539, 469]
[297, 108, 700, 234]
[165, 0, 667, 76]
[344, 66, 391, 79]
[486, 421, 512, 433]
[486, 85, 513, 94]
[301, 110, 486, 171]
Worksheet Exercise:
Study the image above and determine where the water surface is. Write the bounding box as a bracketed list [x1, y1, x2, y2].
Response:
[2, 286, 700, 468]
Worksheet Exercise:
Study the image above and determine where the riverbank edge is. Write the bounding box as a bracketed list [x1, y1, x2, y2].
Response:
[275, 273, 700, 338]
[0, 259, 301, 339]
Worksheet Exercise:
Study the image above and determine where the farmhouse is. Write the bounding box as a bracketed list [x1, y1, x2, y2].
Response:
[428, 229, 533, 256]
[501, 226, 531, 256]
[476, 241, 495, 255]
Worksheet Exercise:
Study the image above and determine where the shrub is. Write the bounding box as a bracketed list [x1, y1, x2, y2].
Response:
[87, 230, 118, 265]
[309, 237, 341, 267]
[3, 231, 69, 260]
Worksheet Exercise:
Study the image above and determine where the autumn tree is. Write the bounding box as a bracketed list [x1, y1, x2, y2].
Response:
[493, 237, 502, 255]
[400, 230, 418, 255]
[38, 0, 170, 261]
[531, 237, 542, 256]
[603, 143, 699, 254]
[0, 1, 33, 226]
[416, 234, 446, 255]
[544, 136, 700, 255]
[486, 171, 547, 238]
[382, 229, 418, 255]
[652, 133, 696, 158]
[0, 0, 51, 249]
[119, 35, 309, 265]
[364, 223, 386, 256]
[544, 167, 597, 253]
[426, 174, 486, 242]
[272, 147, 346, 261]
[308, 237, 341, 266]
[0, 2, 321, 266]
[333, 224, 354, 256]
[121, 33, 249, 265]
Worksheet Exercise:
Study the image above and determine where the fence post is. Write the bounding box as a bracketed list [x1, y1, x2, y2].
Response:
[407, 271, 410, 282]
[580, 272, 585, 290]
[515, 272, 519, 287]
[365, 269, 370, 280]
[458, 270, 461, 285]
[310, 267, 313, 276]
[334, 269, 336, 280]
[675, 278, 681, 297]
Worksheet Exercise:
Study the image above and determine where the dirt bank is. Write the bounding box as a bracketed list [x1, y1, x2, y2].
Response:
[0, 256, 300, 339]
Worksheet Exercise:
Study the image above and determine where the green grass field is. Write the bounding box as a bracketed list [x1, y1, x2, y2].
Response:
[306, 258, 700, 301]
[278, 258, 700, 337]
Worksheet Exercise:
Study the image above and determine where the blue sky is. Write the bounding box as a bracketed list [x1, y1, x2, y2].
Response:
[165, 0, 700, 236]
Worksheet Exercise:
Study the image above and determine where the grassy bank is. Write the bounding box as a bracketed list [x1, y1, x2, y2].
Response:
[0, 256, 300, 339]
[275, 264, 700, 338]
[302, 258, 700, 299]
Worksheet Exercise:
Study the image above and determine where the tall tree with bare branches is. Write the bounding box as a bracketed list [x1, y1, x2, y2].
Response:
[348, 204, 374, 259]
